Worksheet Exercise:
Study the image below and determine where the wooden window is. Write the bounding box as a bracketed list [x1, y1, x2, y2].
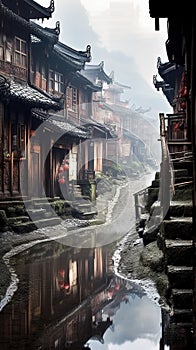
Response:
[55, 72, 64, 93]
[0, 34, 12, 62]
[81, 94, 87, 111]
[5, 41, 12, 62]
[49, 70, 54, 93]
[49, 70, 64, 94]
[15, 37, 27, 67]
[66, 86, 78, 113]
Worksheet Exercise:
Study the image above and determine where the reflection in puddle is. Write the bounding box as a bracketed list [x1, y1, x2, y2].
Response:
[0, 241, 161, 349]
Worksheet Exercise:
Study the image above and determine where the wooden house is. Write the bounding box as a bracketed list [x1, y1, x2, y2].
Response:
[153, 57, 188, 155]
[0, 0, 62, 199]
[30, 22, 92, 199]
[96, 80, 158, 175]
[0, 0, 93, 202]
[79, 62, 115, 177]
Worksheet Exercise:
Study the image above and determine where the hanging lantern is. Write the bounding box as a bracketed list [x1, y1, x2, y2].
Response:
[58, 280, 64, 289]
[59, 166, 64, 173]
[59, 269, 65, 278]
[63, 163, 69, 171]
[64, 283, 70, 290]
[180, 100, 186, 110]
[59, 177, 65, 184]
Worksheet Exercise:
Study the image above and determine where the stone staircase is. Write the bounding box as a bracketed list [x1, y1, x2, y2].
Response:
[68, 182, 97, 219]
[158, 158, 194, 339]
[0, 198, 62, 233]
[137, 155, 194, 342]
[0, 180, 100, 234]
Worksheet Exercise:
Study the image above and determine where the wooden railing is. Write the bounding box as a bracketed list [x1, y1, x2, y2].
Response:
[133, 187, 149, 222]
[159, 113, 172, 219]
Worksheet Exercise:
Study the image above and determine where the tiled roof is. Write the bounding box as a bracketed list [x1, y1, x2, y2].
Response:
[32, 111, 89, 139]
[53, 42, 91, 69]
[23, 0, 55, 19]
[0, 2, 58, 44]
[1, 0, 54, 20]
[72, 72, 102, 92]
[80, 117, 116, 139]
[157, 58, 184, 88]
[83, 62, 112, 84]
[30, 21, 60, 44]
[0, 76, 61, 110]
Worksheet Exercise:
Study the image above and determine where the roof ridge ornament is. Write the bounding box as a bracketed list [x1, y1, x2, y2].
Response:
[55, 21, 60, 35]
[86, 45, 91, 59]
[48, 0, 55, 13]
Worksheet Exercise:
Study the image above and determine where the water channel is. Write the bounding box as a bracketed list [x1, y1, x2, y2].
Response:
[0, 241, 162, 350]
[0, 174, 164, 349]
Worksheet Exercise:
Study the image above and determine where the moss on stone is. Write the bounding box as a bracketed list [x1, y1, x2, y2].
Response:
[0, 210, 8, 226]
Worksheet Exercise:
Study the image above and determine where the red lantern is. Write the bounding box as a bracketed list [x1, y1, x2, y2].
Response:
[59, 269, 65, 278]
[63, 164, 69, 171]
[64, 283, 70, 290]
[59, 177, 65, 184]
[180, 101, 186, 110]
[59, 166, 64, 173]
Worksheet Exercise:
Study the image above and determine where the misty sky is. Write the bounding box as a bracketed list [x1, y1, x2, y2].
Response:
[37, 0, 172, 120]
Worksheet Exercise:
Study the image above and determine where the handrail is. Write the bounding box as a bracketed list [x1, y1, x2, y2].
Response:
[133, 187, 149, 222]
[159, 113, 172, 219]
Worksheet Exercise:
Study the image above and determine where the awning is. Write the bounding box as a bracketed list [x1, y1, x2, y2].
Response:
[32, 111, 89, 139]
[0, 76, 61, 110]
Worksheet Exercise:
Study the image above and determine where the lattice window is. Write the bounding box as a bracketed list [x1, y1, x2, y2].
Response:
[66, 86, 78, 113]
[15, 37, 27, 67]
[49, 70, 64, 94]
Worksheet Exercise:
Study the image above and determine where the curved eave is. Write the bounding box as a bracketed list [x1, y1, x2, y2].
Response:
[0, 3, 58, 44]
[23, 0, 55, 19]
[74, 72, 102, 92]
[53, 43, 91, 70]
[81, 118, 116, 139]
[0, 76, 61, 110]
[32, 111, 88, 139]
[84, 62, 112, 84]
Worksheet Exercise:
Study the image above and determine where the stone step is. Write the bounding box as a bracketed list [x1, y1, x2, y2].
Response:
[165, 240, 194, 266]
[170, 308, 193, 323]
[171, 289, 193, 309]
[0, 200, 25, 209]
[167, 266, 193, 289]
[173, 186, 192, 201]
[12, 217, 62, 233]
[169, 322, 194, 345]
[168, 201, 192, 217]
[72, 208, 97, 220]
[173, 176, 192, 184]
[150, 200, 193, 217]
[75, 203, 93, 212]
[7, 216, 30, 225]
[27, 208, 47, 220]
[161, 217, 192, 240]
[172, 160, 193, 172]
[171, 169, 189, 178]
